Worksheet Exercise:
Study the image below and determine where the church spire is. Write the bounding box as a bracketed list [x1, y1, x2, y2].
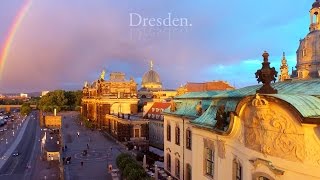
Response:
[279, 52, 290, 82]
[281, 52, 287, 64]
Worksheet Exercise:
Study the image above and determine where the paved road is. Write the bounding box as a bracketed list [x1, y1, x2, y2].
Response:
[0, 113, 26, 156]
[0, 111, 40, 180]
[61, 112, 127, 180]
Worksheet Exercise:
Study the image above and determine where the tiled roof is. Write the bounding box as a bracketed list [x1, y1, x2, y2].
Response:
[144, 102, 171, 118]
[185, 81, 235, 92]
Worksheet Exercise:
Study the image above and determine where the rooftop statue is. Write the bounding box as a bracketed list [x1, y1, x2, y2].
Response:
[170, 100, 177, 112]
[100, 70, 106, 80]
[214, 105, 230, 130]
[196, 101, 203, 116]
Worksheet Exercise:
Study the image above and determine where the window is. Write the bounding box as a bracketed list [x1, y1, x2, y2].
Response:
[134, 129, 140, 138]
[206, 148, 214, 177]
[186, 164, 192, 180]
[175, 158, 180, 178]
[302, 48, 306, 56]
[167, 154, 171, 172]
[186, 129, 192, 150]
[233, 159, 242, 180]
[258, 177, 270, 180]
[167, 124, 171, 141]
[175, 126, 180, 145]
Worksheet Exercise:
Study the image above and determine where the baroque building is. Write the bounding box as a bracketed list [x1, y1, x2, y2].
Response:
[81, 71, 149, 150]
[292, 0, 320, 79]
[163, 52, 320, 180]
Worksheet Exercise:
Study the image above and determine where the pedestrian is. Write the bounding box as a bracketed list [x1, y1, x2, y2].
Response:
[77, 131, 80, 138]
[65, 145, 68, 150]
[62, 157, 65, 164]
[110, 146, 112, 152]
[81, 161, 83, 166]
[87, 143, 89, 149]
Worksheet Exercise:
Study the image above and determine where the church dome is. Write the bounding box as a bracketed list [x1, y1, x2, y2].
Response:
[297, 30, 320, 65]
[142, 70, 162, 85]
[313, 0, 320, 8]
[141, 61, 162, 90]
[296, 30, 320, 78]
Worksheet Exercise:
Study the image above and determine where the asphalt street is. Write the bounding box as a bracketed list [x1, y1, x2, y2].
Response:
[0, 111, 40, 180]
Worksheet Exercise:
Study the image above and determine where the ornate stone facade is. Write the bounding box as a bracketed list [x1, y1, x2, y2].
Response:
[243, 94, 305, 162]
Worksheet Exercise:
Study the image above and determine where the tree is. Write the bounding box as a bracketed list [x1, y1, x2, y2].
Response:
[20, 103, 32, 116]
[116, 153, 148, 179]
[38, 90, 82, 112]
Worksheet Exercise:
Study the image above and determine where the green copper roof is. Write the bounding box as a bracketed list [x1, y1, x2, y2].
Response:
[163, 99, 212, 119]
[268, 94, 320, 118]
[176, 79, 320, 99]
[192, 98, 241, 128]
[166, 79, 320, 128]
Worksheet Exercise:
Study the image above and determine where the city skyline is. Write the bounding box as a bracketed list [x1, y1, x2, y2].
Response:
[0, 0, 311, 93]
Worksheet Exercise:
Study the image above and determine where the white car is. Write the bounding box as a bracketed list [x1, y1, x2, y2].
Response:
[12, 151, 19, 156]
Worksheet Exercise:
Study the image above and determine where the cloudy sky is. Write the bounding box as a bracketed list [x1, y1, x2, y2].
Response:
[0, 0, 312, 93]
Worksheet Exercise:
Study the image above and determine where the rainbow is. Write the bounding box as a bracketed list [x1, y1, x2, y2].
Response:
[0, 0, 33, 80]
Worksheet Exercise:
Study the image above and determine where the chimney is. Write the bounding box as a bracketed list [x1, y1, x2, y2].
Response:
[54, 108, 57, 116]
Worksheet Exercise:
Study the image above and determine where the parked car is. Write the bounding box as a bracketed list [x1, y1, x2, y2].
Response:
[12, 151, 19, 156]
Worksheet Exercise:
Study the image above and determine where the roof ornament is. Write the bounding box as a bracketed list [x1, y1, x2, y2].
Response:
[255, 51, 278, 94]
[252, 93, 269, 108]
[84, 81, 88, 88]
[150, 60, 153, 70]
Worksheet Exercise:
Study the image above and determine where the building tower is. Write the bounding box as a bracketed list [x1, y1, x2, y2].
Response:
[279, 52, 290, 81]
[294, 0, 320, 79]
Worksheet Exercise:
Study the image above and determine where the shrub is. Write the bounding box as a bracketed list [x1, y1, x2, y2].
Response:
[123, 161, 142, 178]
[116, 153, 133, 171]
[126, 167, 146, 180]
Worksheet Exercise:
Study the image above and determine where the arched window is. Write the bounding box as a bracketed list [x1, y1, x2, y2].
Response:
[233, 159, 242, 180]
[258, 177, 270, 180]
[175, 158, 180, 178]
[167, 153, 171, 172]
[302, 48, 306, 57]
[313, 12, 319, 24]
[167, 124, 171, 141]
[175, 126, 180, 145]
[186, 128, 192, 150]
